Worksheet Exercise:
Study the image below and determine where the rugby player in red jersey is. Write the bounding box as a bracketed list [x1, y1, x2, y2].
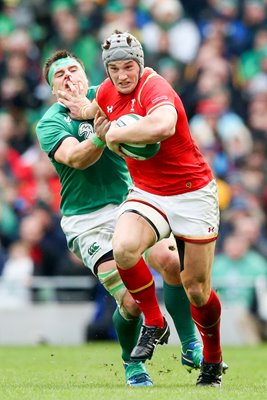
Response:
[57, 30, 228, 387]
[95, 30, 225, 388]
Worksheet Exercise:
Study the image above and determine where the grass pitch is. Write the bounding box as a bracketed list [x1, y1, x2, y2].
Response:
[0, 343, 266, 400]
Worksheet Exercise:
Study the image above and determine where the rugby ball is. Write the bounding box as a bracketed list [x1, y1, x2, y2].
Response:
[116, 114, 160, 160]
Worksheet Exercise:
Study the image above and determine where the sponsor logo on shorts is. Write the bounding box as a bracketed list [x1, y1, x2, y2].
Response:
[88, 242, 101, 256]
[208, 226, 215, 233]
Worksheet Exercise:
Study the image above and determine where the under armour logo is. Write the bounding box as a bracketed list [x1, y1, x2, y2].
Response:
[88, 242, 100, 256]
[200, 331, 214, 337]
[208, 226, 215, 233]
[107, 105, 113, 113]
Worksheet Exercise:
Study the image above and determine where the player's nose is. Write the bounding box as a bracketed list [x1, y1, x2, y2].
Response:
[118, 71, 127, 80]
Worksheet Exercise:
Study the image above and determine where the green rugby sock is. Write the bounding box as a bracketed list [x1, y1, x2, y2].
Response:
[112, 307, 142, 362]
[163, 282, 198, 351]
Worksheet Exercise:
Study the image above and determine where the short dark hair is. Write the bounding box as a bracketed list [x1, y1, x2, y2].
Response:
[43, 49, 85, 84]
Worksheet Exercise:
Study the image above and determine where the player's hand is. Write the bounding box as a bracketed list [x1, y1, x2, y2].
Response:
[106, 121, 126, 158]
[58, 88, 91, 120]
[94, 111, 110, 142]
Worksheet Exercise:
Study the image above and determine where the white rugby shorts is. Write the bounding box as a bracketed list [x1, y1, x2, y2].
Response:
[61, 204, 119, 274]
[119, 180, 219, 243]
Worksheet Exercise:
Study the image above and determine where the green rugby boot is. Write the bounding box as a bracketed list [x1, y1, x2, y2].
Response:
[124, 361, 153, 387]
[181, 341, 203, 372]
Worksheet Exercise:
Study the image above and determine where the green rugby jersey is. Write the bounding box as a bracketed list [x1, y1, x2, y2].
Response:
[36, 86, 132, 216]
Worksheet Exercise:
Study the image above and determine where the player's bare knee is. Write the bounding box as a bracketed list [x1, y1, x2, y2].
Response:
[158, 251, 180, 278]
[160, 251, 179, 273]
[184, 282, 208, 307]
[113, 248, 138, 267]
[112, 239, 140, 267]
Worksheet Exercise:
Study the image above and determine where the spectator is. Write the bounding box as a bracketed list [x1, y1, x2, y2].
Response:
[212, 232, 267, 343]
[42, 2, 102, 85]
[141, 0, 201, 65]
[214, 228, 267, 290]
[18, 207, 67, 278]
[0, 240, 34, 307]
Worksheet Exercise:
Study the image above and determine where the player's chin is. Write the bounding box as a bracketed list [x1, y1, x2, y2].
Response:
[117, 84, 134, 94]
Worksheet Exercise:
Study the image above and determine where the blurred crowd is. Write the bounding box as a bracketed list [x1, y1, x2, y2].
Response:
[0, 0, 266, 337]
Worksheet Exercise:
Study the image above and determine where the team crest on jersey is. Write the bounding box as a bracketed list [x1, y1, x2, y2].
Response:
[130, 99, 136, 112]
[78, 122, 95, 139]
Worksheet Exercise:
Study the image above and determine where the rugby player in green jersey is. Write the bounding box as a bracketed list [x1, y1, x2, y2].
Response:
[36, 50, 203, 387]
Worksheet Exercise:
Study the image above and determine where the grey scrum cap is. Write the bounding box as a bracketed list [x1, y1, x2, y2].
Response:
[102, 31, 144, 77]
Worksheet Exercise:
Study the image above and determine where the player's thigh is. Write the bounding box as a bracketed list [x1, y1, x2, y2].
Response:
[113, 211, 156, 255]
[183, 241, 216, 284]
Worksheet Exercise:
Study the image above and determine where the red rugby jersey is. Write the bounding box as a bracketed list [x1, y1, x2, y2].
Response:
[96, 68, 213, 195]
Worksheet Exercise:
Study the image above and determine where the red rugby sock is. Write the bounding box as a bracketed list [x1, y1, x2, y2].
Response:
[117, 258, 164, 327]
[190, 290, 222, 363]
